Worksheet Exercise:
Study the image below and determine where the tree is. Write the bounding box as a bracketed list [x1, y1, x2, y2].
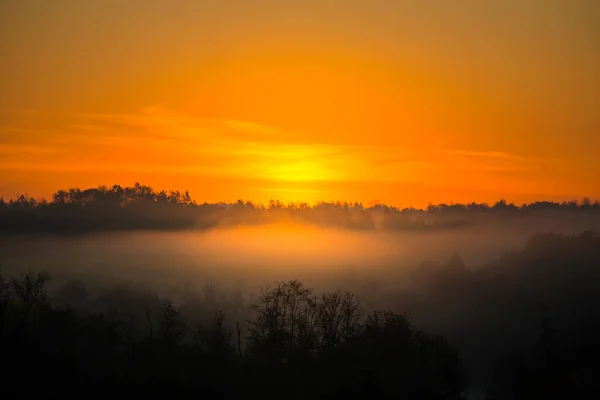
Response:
[11, 269, 51, 320]
[247, 280, 319, 362]
[158, 299, 186, 344]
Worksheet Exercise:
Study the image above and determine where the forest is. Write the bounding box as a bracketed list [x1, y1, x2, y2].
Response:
[1, 230, 599, 398]
[1, 183, 599, 234]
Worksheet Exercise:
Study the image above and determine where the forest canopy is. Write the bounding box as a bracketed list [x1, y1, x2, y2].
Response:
[1, 183, 599, 234]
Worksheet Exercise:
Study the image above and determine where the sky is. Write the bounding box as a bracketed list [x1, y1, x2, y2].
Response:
[1, 0, 599, 207]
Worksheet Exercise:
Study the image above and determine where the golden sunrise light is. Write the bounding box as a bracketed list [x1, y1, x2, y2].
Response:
[3, 2, 600, 396]
[1, 0, 599, 206]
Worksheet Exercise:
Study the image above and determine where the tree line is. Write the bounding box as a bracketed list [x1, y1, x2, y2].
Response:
[1, 271, 464, 398]
[1, 183, 599, 234]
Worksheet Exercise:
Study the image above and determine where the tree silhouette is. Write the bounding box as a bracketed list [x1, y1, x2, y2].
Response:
[0, 183, 598, 234]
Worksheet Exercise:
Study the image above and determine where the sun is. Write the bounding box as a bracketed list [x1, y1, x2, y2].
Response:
[266, 161, 335, 182]
[248, 144, 339, 182]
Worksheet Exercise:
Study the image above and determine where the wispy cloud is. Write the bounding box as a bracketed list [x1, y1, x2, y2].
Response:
[0, 143, 69, 156]
[250, 188, 332, 194]
[219, 120, 281, 136]
[1, 105, 545, 189]
[449, 149, 516, 159]
[66, 124, 106, 131]
[0, 127, 39, 134]
[0, 161, 221, 175]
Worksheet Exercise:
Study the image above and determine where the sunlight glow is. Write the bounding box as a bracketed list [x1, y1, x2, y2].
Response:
[1, 0, 598, 205]
[235, 144, 340, 182]
[263, 160, 335, 182]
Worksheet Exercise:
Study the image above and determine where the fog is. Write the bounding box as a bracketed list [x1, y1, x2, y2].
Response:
[2, 216, 600, 398]
[0, 220, 568, 299]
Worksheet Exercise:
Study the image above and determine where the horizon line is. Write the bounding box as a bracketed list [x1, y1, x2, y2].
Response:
[1, 182, 599, 209]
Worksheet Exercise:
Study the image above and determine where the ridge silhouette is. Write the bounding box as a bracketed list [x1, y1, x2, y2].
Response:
[1, 183, 598, 234]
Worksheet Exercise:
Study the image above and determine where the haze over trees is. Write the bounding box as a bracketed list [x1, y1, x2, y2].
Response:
[1, 184, 599, 398]
[1, 269, 465, 398]
[1, 230, 599, 398]
[1, 183, 599, 234]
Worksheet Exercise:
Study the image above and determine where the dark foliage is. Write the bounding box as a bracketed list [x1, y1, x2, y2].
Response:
[1, 183, 599, 234]
[1, 212, 599, 397]
[393, 231, 600, 399]
[0, 270, 465, 398]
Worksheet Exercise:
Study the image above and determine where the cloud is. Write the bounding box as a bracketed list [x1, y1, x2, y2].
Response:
[0, 127, 39, 134]
[449, 150, 516, 159]
[250, 187, 332, 194]
[0, 161, 219, 175]
[66, 124, 106, 131]
[219, 120, 281, 136]
[1, 105, 544, 190]
[0, 143, 68, 156]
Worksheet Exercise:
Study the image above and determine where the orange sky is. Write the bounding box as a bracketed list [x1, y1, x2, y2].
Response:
[1, 0, 599, 207]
